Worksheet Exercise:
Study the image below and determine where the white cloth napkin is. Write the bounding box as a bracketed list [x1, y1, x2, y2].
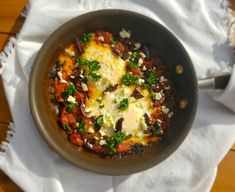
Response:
[1, 0, 235, 192]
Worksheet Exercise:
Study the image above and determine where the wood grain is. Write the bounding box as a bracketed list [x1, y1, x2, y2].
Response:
[0, 34, 11, 52]
[211, 151, 235, 192]
[0, 0, 27, 34]
[0, 0, 234, 192]
[0, 171, 21, 192]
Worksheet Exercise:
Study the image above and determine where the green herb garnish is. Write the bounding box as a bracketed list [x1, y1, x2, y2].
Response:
[150, 92, 157, 100]
[62, 84, 76, 98]
[147, 72, 158, 85]
[122, 73, 139, 85]
[90, 72, 101, 81]
[88, 60, 101, 72]
[77, 121, 85, 133]
[130, 52, 138, 61]
[76, 57, 90, 66]
[80, 33, 93, 43]
[119, 98, 129, 110]
[63, 124, 71, 131]
[75, 57, 101, 81]
[97, 116, 104, 126]
[106, 132, 126, 154]
[128, 61, 139, 68]
[111, 36, 117, 44]
[66, 102, 76, 111]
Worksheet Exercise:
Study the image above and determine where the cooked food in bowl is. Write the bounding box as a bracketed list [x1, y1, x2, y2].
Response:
[49, 29, 176, 158]
[30, 9, 197, 174]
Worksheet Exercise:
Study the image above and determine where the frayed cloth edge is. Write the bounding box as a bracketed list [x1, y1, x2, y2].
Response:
[0, 123, 15, 157]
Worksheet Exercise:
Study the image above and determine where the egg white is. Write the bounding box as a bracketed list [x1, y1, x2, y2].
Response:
[82, 40, 154, 144]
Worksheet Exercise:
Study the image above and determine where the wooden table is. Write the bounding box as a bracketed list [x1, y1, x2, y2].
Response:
[0, 1, 234, 191]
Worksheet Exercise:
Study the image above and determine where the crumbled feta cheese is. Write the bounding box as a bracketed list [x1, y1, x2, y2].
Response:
[84, 108, 91, 113]
[57, 71, 63, 80]
[57, 71, 67, 83]
[138, 79, 145, 85]
[67, 95, 76, 104]
[70, 75, 75, 79]
[99, 140, 107, 145]
[98, 36, 104, 42]
[86, 142, 93, 149]
[122, 87, 131, 95]
[155, 92, 162, 100]
[139, 52, 146, 58]
[119, 29, 131, 38]
[99, 130, 106, 137]
[134, 43, 141, 50]
[81, 82, 88, 92]
[168, 112, 174, 118]
[138, 58, 143, 65]
[162, 106, 169, 114]
[159, 76, 165, 83]
[157, 119, 162, 123]
[60, 79, 67, 83]
[65, 49, 75, 57]
[87, 126, 95, 134]
[142, 65, 147, 71]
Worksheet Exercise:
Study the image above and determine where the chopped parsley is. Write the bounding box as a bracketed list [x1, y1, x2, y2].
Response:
[66, 102, 76, 111]
[128, 52, 139, 68]
[76, 58, 101, 81]
[63, 124, 71, 131]
[122, 73, 139, 85]
[80, 32, 94, 43]
[90, 72, 101, 81]
[130, 52, 138, 62]
[76, 57, 90, 66]
[147, 72, 158, 85]
[88, 60, 101, 72]
[62, 84, 76, 98]
[128, 61, 139, 68]
[111, 36, 117, 44]
[106, 132, 126, 154]
[150, 92, 157, 100]
[119, 98, 129, 110]
[61, 84, 77, 112]
[77, 121, 85, 133]
[97, 115, 104, 126]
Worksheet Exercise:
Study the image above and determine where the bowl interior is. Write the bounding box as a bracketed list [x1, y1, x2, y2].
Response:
[29, 9, 198, 175]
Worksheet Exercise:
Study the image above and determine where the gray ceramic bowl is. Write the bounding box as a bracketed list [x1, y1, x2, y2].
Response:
[29, 9, 198, 175]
